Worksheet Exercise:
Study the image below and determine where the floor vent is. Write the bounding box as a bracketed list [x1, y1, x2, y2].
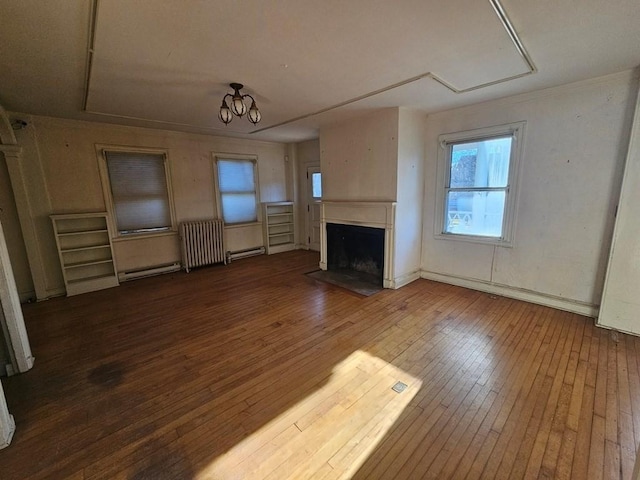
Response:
[392, 381, 408, 393]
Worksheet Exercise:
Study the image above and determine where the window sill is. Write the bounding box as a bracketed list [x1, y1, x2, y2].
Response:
[112, 230, 178, 242]
[224, 221, 263, 229]
[434, 232, 513, 248]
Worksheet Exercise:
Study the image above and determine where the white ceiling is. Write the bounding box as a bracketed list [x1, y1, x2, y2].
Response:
[0, 0, 639, 143]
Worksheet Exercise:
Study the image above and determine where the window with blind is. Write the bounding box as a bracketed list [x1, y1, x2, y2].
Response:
[436, 122, 525, 245]
[103, 151, 174, 235]
[215, 157, 258, 224]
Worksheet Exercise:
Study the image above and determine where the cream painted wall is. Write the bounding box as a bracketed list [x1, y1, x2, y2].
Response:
[320, 109, 398, 201]
[6, 115, 289, 298]
[422, 71, 638, 311]
[394, 108, 426, 283]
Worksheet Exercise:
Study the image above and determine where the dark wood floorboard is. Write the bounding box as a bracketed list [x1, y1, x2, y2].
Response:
[0, 250, 637, 479]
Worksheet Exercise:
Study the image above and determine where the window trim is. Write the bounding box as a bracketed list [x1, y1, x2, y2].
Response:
[212, 153, 261, 227]
[434, 121, 525, 247]
[96, 145, 177, 240]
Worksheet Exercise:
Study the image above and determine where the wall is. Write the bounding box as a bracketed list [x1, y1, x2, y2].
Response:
[422, 70, 638, 314]
[6, 115, 290, 298]
[394, 108, 425, 285]
[320, 109, 398, 201]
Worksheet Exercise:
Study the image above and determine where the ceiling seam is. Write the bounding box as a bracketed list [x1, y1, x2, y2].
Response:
[81, 0, 99, 112]
[252, 0, 536, 134]
[81, 0, 536, 137]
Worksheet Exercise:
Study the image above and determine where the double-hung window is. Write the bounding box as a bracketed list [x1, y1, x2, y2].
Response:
[436, 122, 525, 245]
[215, 156, 259, 224]
[100, 149, 175, 236]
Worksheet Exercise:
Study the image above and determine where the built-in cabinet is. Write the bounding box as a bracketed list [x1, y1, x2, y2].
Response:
[263, 202, 295, 254]
[50, 213, 119, 296]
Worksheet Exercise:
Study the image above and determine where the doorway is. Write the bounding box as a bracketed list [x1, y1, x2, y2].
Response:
[306, 166, 321, 251]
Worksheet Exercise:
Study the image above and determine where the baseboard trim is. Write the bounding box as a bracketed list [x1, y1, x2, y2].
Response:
[421, 271, 598, 318]
[18, 290, 36, 304]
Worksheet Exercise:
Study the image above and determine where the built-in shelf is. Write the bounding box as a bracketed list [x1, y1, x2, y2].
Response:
[51, 213, 119, 296]
[263, 202, 295, 255]
[57, 229, 109, 237]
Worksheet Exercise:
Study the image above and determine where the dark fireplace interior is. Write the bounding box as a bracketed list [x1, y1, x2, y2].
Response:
[326, 223, 385, 285]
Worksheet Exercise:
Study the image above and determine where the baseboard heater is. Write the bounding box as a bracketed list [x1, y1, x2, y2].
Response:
[118, 263, 181, 282]
[226, 247, 266, 263]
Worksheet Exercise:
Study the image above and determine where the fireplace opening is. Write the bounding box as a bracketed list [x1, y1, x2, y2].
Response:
[326, 223, 385, 286]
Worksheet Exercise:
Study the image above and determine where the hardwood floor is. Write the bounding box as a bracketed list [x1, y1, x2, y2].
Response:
[1, 250, 638, 479]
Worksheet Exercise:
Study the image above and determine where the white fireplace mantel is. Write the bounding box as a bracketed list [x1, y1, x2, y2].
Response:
[319, 200, 397, 288]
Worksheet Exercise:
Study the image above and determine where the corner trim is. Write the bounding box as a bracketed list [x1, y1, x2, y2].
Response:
[392, 270, 422, 289]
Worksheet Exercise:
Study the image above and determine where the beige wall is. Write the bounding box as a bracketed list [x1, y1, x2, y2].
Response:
[422, 70, 638, 311]
[6, 115, 290, 299]
[394, 108, 426, 283]
[320, 109, 398, 202]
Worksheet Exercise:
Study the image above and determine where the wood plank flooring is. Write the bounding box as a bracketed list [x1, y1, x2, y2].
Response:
[1, 250, 638, 479]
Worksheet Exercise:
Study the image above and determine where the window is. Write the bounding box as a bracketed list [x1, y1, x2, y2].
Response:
[101, 150, 175, 236]
[215, 157, 259, 224]
[436, 122, 524, 245]
[311, 172, 322, 199]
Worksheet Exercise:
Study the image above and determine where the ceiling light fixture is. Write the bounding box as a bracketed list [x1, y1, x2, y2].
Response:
[218, 83, 261, 125]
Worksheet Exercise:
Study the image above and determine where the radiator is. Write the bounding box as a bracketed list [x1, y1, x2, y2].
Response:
[180, 220, 226, 272]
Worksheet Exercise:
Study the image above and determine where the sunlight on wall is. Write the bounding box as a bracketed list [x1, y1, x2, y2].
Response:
[197, 350, 421, 479]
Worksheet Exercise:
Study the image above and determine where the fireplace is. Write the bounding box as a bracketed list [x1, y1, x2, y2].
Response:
[319, 201, 397, 288]
[326, 223, 384, 284]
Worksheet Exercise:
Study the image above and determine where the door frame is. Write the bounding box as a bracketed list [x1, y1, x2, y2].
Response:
[305, 166, 321, 251]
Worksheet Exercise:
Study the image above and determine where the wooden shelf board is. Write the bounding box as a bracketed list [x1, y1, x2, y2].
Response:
[61, 244, 111, 253]
[64, 259, 114, 269]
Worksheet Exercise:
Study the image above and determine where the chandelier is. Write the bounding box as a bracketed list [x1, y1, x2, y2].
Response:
[218, 83, 261, 125]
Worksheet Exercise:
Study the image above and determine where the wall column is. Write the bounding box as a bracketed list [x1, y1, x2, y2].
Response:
[0, 379, 15, 449]
[0, 219, 34, 373]
[2, 147, 48, 300]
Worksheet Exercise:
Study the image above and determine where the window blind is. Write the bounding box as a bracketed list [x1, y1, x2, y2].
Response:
[217, 159, 258, 224]
[105, 151, 172, 233]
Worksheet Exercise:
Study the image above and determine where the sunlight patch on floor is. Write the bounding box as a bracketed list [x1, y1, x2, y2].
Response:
[196, 350, 421, 480]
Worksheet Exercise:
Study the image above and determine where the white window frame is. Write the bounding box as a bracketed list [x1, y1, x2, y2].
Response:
[97, 145, 177, 240]
[212, 153, 261, 227]
[434, 121, 525, 246]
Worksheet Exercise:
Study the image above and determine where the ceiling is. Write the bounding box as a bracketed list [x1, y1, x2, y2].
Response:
[0, 0, 639, 143]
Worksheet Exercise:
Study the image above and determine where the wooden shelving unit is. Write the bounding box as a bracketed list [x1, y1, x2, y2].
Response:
[263, 202, 295, 254]
[50, 213, 119, 296]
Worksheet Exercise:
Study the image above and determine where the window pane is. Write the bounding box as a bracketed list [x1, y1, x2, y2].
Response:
[105, 152, 171, 233]
[450, 136, 512, 188]
[311, 172, 322, 198]
[218, 159, 256, 193]
[221, 193, 258, 224]
[216, 159, 258, 224]
[445, 190, 505, 237]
